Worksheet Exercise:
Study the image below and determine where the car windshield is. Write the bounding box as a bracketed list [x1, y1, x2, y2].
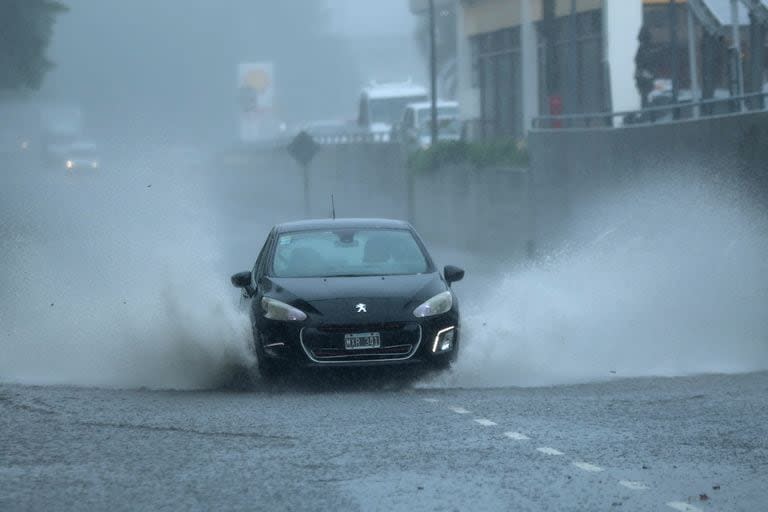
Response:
[420, 116, 461, 136]
[416, 106, 457, 123]
[369, 96, 427, 125]
[272, 228, 430, 278]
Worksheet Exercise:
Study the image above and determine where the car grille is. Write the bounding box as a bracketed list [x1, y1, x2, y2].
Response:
[300, 323, 422, 363]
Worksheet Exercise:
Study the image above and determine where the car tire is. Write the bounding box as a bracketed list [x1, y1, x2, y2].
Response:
[253, 330, 289, 380]
[431, 355, 453, 371]
[257, 356, 288, 380]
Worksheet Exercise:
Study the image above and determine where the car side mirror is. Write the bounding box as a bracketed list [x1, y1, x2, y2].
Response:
[231, 271, 252, 289]
[444, 265, 465, 285]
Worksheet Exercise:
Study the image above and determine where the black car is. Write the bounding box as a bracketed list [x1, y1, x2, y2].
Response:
[231, 218, 464, 378]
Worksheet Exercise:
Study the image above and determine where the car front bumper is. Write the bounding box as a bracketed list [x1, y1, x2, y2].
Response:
[256, 313, 459, 368]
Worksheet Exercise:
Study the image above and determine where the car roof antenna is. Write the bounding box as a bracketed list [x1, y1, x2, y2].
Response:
[330, 194, 336, 220]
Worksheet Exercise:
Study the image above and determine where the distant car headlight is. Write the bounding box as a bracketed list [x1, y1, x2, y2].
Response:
[66, 160, 73, 169]
[92, 161, 99, 169]
[413, 291, 453, 318]
[261, 297, 307, 322]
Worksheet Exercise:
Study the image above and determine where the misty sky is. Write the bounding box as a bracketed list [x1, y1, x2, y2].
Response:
[43, 1, 422, 146]
[326, 0, 415, 35]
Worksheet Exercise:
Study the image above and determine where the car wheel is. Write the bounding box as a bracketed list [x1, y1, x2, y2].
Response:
[257, 357, 288, 380]
[429, 353, 454, 371]
[253, 330, 289, 380]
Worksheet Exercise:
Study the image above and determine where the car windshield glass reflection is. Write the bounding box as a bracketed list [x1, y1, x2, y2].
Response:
[272, 229, 429, 278]
[420, 117, 461, 136]
[369, 96, 427, 125]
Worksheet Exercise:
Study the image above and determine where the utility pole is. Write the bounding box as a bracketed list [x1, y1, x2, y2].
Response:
[669, 0, 679, 107]
[566, 0, 579, 117]
[429, 0, 438, 147]
[687, 3, 700, 118]
[730, 0, 745, 110]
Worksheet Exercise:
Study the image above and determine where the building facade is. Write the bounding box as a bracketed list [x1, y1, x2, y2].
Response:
[454, 0, 642, 139]
[437, 0, 768, 139]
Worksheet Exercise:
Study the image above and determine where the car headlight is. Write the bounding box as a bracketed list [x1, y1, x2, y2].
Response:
[432, 326, 456, 353]
[261, 297, 307, 322]
[66, 160, 73, 169]
[413, 291, 453, 318]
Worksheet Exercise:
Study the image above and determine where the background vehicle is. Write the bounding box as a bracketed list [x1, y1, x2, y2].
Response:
[0, 97, 42, 163]
[231, 218, 464, 378]
[62, 140, 100, 171]
[392, 100, 461, 150]
[40, 104, 84, 164]
[357, 81, 428, 141]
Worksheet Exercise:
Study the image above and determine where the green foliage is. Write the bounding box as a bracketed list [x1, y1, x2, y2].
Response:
[0, 0, 68, 91]
[407, 139, 529, 173]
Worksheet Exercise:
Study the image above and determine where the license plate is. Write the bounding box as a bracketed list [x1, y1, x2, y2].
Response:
[344, 332, 381, 350]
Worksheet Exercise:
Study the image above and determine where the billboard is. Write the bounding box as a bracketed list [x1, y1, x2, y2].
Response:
[238, 62, 276, 141]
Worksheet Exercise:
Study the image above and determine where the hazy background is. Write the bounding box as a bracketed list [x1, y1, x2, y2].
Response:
[41, 0, 422, 146]
[1, 1, 766, 390]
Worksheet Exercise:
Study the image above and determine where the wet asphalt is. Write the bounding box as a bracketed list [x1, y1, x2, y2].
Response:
[1, 371, 767, 511]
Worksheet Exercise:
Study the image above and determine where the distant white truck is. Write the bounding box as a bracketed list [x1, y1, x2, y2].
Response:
[393, 100, 461, 151]
[357, 81, 428, 142]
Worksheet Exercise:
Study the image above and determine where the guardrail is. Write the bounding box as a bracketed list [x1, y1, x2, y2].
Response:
[532, 90, 768, 130]
[310, 131, 393, 145]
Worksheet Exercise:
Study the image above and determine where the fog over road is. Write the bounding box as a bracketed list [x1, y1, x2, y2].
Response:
[1, 147, 767, 511]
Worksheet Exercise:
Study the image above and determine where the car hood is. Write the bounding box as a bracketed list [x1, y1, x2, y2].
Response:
[263, 273, 446, 321]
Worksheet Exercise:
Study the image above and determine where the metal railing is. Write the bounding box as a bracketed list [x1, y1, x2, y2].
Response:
[531, 90, 768, 130]
[310, 131, 394, 145]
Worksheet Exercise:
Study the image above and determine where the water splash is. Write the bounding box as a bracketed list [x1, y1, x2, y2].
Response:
[425, 176, 768, 388]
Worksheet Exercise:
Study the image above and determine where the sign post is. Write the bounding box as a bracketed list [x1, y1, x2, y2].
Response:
[287, 131, 320, 218]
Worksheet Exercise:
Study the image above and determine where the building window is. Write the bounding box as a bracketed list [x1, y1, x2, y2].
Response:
[538, 8, 606, 118]
[471, 26, 523, 138]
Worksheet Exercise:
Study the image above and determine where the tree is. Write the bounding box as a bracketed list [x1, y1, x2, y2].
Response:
[0, 0, 68, 91]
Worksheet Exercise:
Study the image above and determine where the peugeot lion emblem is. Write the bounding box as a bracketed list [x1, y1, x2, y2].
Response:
[356, 303, 367, 313]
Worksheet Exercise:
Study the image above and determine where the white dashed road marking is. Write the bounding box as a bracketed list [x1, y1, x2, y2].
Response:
[536, 447, 564, 456]
[420, 397, 700, 512]
[572, 462, 604, 472]
[666, 502, 703, 512]
[619, 480, 649, 490]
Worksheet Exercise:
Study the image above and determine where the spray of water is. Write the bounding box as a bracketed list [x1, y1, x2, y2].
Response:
[0, 148, 254, 389]
[3, 150, 766, 391]
[425, 173, 768, 388]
